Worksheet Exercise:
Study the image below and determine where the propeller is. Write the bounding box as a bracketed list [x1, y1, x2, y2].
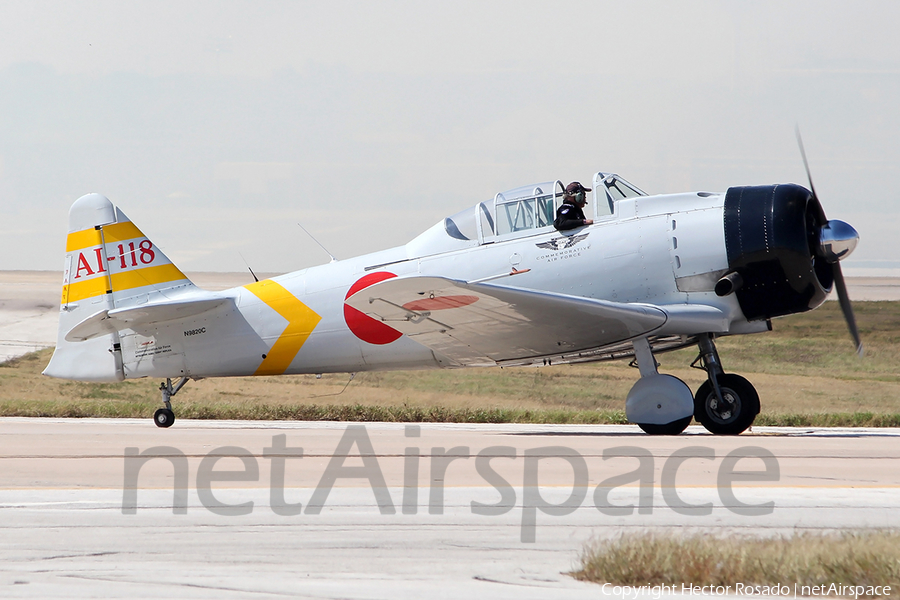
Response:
[796, 128, 863, 356]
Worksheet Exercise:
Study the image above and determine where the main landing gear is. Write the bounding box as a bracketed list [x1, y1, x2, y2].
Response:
[691, 334, 759, 435]
[154, 377, 189, 428]
[627, 338, 695, 435]
[627, 334, 760, 435]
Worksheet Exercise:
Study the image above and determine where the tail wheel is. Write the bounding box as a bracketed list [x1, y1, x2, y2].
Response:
[638, 416, 692, 436]
[694, 374, 759, 435]
[154, 408, 175, 428]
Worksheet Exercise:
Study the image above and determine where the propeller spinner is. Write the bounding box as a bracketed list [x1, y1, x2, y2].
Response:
[819, 219, 859, 263]
[796, 129, 863, 356]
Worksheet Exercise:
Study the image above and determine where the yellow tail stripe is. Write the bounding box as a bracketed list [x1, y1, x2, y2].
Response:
[65, 222, 144, 253]
[62, 263, 188, 303]
[65, 228, 102, 252]
[109, 263, 188, 292]
[244, 280, 322, 376]
[61, 276, 108, 304]
[102, 221, 144, 243]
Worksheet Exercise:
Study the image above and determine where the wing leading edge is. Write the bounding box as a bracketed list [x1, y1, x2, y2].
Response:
[345, 276, 672, 366]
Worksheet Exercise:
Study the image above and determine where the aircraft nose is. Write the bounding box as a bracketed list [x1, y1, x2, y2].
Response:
[818, 219, 859, 263]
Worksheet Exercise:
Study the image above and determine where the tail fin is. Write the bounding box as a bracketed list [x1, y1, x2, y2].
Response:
[44, 193, 197, 381]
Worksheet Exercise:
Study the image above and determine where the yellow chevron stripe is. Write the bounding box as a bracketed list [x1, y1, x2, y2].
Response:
[102, 221, 144, 243]
[62, 263, 188, 303]
[65, 228, 102, 252]
[244, 280, 321, 376]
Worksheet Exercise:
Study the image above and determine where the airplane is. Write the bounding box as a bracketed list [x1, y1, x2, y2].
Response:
[42, 146, 861, 435]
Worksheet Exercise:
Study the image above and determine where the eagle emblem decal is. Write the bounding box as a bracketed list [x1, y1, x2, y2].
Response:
[535, 233, 589, 251]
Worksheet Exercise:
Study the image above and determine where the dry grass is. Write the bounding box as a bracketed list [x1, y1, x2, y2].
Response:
[1, 302, 898, 423]
[574, 531, 900, 594]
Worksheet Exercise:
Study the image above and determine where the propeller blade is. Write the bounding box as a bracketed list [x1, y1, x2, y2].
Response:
[832, 262, 863, 356]
[795, 128, 860, 356]
[795, 127, 827, 223]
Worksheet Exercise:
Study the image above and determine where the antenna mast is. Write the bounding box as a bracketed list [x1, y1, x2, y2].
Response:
[297, 223, 338, 263]
[238, 252, 259, 282]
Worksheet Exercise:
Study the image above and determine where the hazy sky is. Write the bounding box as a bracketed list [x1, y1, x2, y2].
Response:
[2, 0, 897, 274]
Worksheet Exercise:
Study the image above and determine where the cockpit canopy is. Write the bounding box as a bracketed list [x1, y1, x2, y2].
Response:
[494, 181, 562, 235]
[405, 172, 646, 257]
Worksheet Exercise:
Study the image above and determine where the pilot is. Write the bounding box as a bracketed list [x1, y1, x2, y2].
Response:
[554, 182, 594, 231]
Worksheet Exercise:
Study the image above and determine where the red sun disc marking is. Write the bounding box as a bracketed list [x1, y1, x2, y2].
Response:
[402, 295, 479, 312]
[344, 272, 403, 345]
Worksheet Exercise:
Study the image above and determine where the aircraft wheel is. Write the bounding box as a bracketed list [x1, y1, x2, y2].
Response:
[637, 416, 692, 436]
[154, 408, 175, 428]
[694, 374, 759, 435]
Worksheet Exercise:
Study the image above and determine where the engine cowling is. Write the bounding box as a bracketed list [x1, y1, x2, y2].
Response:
[722, 184, 833, 320]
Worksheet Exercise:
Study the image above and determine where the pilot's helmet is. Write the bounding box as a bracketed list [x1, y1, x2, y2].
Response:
[565, 181, 591, 203]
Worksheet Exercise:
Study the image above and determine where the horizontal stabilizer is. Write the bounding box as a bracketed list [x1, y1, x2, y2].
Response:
[345, 276, 669, 365]
[65, 297, 230, 342]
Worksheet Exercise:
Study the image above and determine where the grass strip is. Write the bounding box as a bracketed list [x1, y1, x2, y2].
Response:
[574, 531, 900, 595]
[4, 331, 900, 426]
[0, 398, 899, 426]
[0, 400, 629, 424]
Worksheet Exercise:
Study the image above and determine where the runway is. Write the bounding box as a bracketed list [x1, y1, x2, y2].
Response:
[1, 418, 898, 598]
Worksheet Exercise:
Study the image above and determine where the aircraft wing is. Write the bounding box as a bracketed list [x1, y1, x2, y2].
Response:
[345, 276, 672, 366]
[65, 297, 231, 342]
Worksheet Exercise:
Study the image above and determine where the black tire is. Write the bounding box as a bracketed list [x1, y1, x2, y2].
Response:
[694, 374, 759, 435]
[154, 408, 175, 428]
[638, 416, 692, 436]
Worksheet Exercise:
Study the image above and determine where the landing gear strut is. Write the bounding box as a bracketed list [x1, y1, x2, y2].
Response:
[692, 334, 759, 435]
[628, 338, 695, 435]
[154, 377, 189, 428]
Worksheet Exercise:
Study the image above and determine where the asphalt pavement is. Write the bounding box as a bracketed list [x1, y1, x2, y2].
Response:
[0, 419, 897, 599]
